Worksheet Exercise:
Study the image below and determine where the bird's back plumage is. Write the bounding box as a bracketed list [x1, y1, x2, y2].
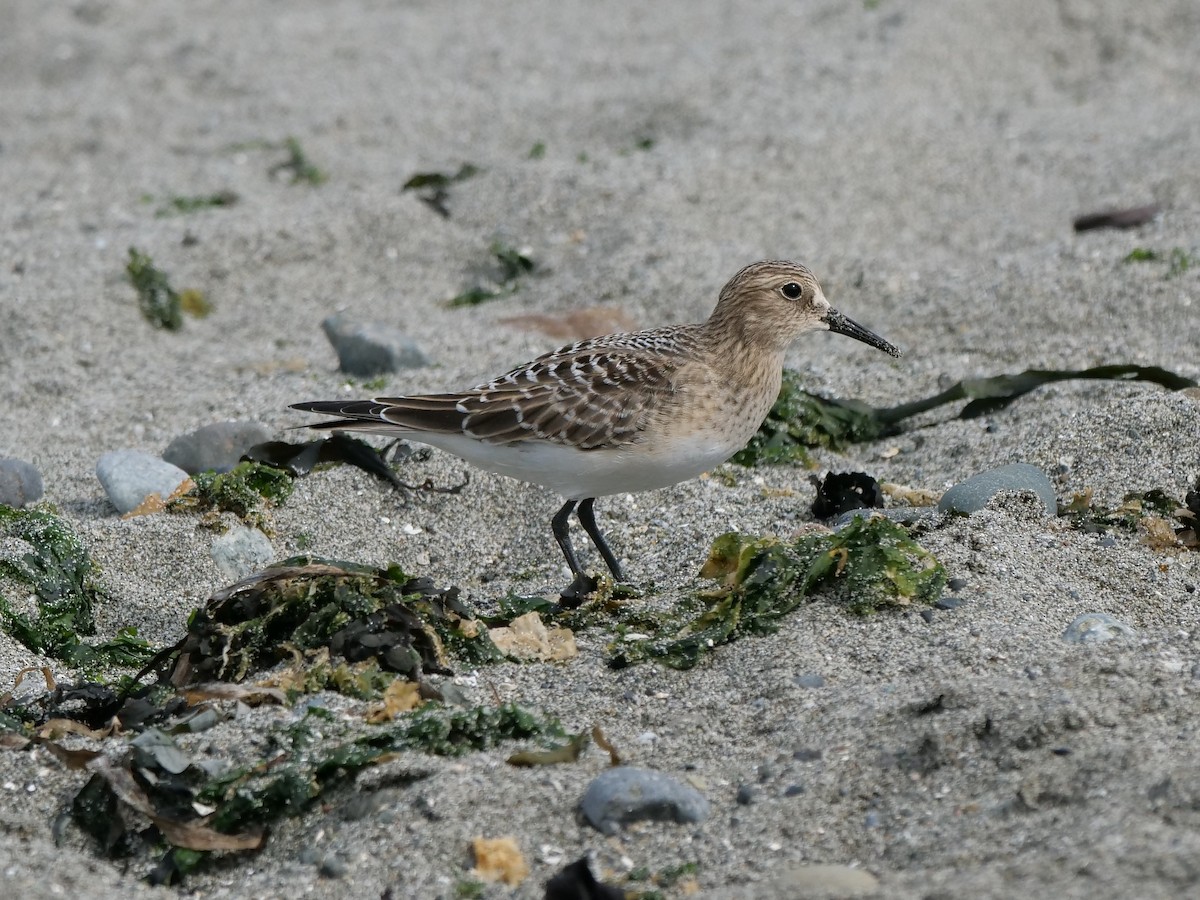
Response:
[293, 324, 708, 452]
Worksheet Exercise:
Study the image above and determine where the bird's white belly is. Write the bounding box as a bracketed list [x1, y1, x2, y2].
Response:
[406, 431, 738, 500]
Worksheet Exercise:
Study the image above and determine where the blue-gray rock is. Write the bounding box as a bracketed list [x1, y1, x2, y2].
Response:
[317, 855, 348, 879]
[735, 783, 758, 805]
[1062, 612, 1136, 644]
[770, 864, 879, 897]
[580, 766, 710, 834]
[937, 463, 1056, 516]
[707, 863, 879, 900]
[96, 450, 189, 514]
[130, 728, 192, 775]
[321, 313, 431, 376]
[163, 421, 273, 474]
[211, 526, 274, 580]
[793, 673, 826, 689]
[934, 596, 966, 611]
[0, 458, 44, 507]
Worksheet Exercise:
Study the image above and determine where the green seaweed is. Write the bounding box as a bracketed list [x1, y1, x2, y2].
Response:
[198, 702, 558, 837]
[1124, 246, 1197, 277]
[735, 364, 1199, 467]
[1124, 248, 1159, 263]
[168, 556, 500, 688]
[169, 461, 293, 529]
[270, 137, 326, 185]
[0, 506, 155, 667]
[732, 369, 884, 466]
[77, 702, 556, 882]
[448, 241, 536, 307]
[1063, 488, 1184, 534]
[156, 190, 239, 216]
[613, 517, 945, 669]
[401, 163, 480, 192]
[126, 247, 183, 330]
[401, 163, 480, 217]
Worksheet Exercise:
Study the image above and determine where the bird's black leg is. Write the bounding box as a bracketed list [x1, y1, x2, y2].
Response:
[576, 497, 624, 582]
[552, 499, 597, 606]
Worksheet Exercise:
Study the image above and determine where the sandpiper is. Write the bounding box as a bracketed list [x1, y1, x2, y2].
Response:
[292, 260, 901, 604]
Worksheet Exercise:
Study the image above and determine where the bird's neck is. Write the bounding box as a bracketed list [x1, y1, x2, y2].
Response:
[703, 302, 795, 357]
[701, 312, 791, 364]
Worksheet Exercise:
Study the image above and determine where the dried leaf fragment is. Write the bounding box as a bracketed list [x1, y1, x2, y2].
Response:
[488, 611, 577, 661]
[499, 307, 637, 341]
[1142, 516, 1183, 551]
[471, 836, 529, 886]
[507, 730, 589, 767]
[366, 680, 423, 723]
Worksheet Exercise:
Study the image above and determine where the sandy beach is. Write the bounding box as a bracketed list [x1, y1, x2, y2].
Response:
[2, 1, 1199, 897]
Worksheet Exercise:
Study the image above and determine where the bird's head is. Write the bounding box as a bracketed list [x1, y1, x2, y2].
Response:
[710, 260, 901, 357]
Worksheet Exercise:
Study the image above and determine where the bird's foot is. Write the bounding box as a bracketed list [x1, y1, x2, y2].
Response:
[558, 572, 600, 608]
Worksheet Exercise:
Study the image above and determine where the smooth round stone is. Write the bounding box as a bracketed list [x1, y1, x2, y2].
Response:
[96, 450, 189, 514]
[317, 855, 347, 879]
[0, 458, 44, 507]
[735, 783, 758, 805]
[937, 462, 1056, 515]
[1062, 612, 1136, 644]
[771, 864, 880, 897]
[211, 526, 274, 581]
[321, 313, 431, 376]
[793, 673, 826, 689]
[580, 766, 710, 834]
[705, 864, 880, 900]
[163, 421, 273, 474]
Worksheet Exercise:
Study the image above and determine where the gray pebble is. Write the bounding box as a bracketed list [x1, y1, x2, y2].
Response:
[340, 793, 381, 821]
[937, 462, 1056, 516]
[175, 707, 224, 734]
[947, 576, 968, 591]
[783, 783, 806, 797]
[771, 864, 879, 896]
[1062, 612, 1136, 644]
[163, 421, 273, 474]
[793, 673, 826, 689]
[934, 596, 966, 611]
[580, 766, 710, 834]
[0, 458, 44, 507]
[321, 313, 431, 376]
[212, 526, 275, 581]
[130, 729, 192, 775]
[735, 783, 758, 805]
[317, 855, 348, 879]
[95, 450, 189, 514]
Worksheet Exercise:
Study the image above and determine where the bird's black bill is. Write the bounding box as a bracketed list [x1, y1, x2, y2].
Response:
[823, 309, 902, 357]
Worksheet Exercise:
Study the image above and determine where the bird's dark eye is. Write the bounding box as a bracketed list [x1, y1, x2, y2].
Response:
[780, 282, 803, 300]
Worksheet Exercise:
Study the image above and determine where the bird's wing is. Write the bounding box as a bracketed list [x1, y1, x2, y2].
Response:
[292, 326, 706, 450]
[292, 340, 689, 450]
[454, 345, 682, 449]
